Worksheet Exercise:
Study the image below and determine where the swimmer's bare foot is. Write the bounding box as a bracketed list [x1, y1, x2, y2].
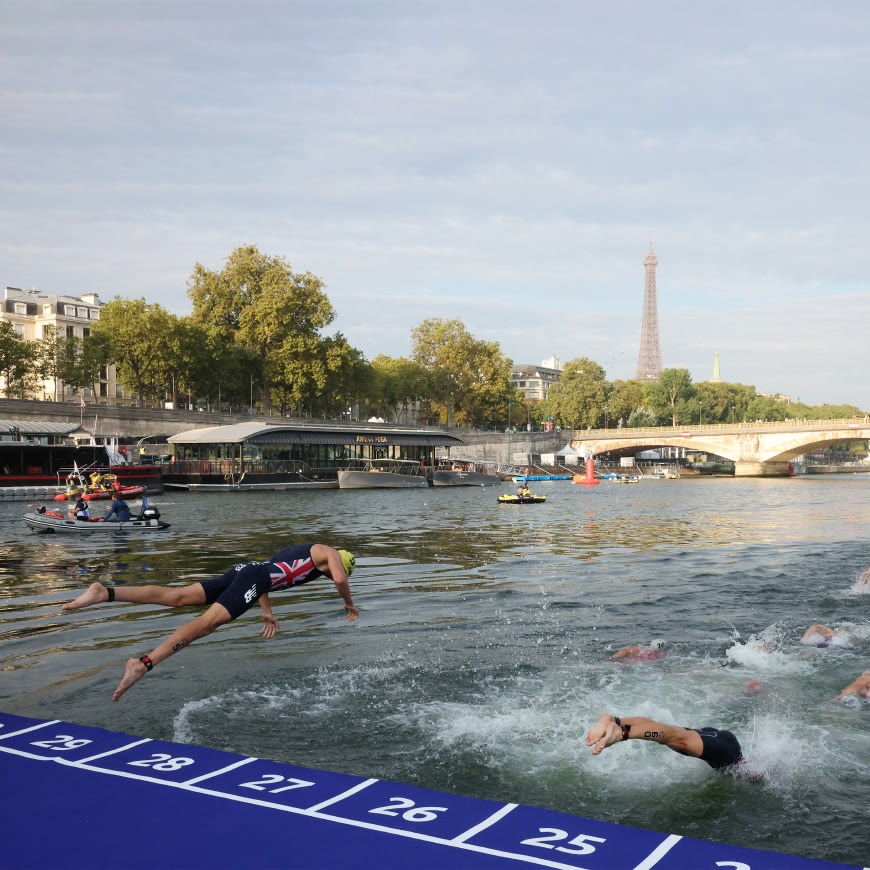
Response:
[62, 582, 109, 611]
[113, 658, 148, 701]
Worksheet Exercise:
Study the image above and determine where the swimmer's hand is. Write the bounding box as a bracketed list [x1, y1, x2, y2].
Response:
[345, 604, 359, 622]
[260, 615, 279, 638]
[585, 713, 623, 755]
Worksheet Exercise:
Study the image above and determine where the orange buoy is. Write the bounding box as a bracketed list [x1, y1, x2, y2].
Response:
[574, 456, 599, 486]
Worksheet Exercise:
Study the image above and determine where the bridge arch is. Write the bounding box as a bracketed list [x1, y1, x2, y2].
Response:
[568, 420, 870, 476]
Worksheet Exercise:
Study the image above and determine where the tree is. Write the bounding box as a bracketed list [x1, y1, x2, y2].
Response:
[694, 381, 755, 424]
[188, 245, 335, 414]
[543, 357, 608, 429]
[369, 355, 428, 423]
[92, 298, 174, 404]
[411, 318, 515, 427]
[607, 379, 647, 427]
[646, 368, 694, 426]
[61, 332, 111, 398]
[0, 322, 35, 398]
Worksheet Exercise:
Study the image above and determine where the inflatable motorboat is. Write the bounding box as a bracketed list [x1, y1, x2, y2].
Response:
[496, 494, 547, 504]
[23, 508, 170, 534]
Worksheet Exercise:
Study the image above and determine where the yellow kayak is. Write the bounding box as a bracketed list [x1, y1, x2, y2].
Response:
[497, 494, 546, 504]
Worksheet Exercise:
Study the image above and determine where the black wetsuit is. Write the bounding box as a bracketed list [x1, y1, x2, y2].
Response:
[687, 727, 743, 770]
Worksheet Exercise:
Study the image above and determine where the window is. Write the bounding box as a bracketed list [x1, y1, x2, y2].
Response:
[64, 305, 75, 316]
[100, 383, 108, 397]
[66, 326, 75, 338]
[77, 307, 87, 318]
[13, 324, 24, 336]
[83, 327, 90, 337]
[115, 384, 124, 398]
[14, 303, 26, 315]
[91, 310, 99, 320]
[99, 365, 108, 379]
[519, 381, 526, 387]
[43, 305, 52, 316]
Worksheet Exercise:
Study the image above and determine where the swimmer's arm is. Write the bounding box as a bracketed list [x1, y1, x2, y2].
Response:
[830, 672, 870, 701]
[609, 646, 641, 660]
[258, 594, 279, 638]
[324, 550, 359, 622]
[586, 714, 703, 757]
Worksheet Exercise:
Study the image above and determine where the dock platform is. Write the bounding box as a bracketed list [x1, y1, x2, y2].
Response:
[0, 712, 861, 870]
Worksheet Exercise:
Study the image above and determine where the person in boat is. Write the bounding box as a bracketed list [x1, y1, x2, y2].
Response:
[69, 495, 90, 520]
[100, 492, 132, 523]
[832, 670, 870, 701]
[89, 471, 103, 489]
[517, 484, 531, 497]
[608, 640, 666, 662]
[62, 544, 359, 702]
[586, 712, 753, 776]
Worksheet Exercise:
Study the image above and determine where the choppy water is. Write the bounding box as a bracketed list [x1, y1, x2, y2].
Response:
[1, 476, 869, 866]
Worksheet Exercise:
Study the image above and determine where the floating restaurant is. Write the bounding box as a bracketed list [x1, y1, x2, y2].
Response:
[163, 421, 468, 490]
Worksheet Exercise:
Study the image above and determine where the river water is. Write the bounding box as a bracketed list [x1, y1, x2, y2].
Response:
[1, 476, 868, 866]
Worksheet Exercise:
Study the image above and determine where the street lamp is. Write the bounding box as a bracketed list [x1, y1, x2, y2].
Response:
[604, 406, 608, 430]
[507, 401, 517, 466]
[699, 400, 702, 427]
[731, 405, 736, 425]
[250, 376, 257, 421]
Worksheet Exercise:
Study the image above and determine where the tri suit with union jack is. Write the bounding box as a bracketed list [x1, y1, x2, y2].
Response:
[199, 544, 326, 620]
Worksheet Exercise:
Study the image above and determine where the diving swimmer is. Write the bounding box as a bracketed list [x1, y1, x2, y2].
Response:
[61, 543, 358, 701]
[586, 712, 752, 775]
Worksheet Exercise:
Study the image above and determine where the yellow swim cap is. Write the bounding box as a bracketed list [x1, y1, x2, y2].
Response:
[338, 549, 356, 577]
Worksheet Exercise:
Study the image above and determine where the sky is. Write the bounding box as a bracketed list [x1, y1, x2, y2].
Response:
[2, 0, 869, 409]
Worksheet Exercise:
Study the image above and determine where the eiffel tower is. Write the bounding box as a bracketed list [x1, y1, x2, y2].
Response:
[635, 238, 663, 380]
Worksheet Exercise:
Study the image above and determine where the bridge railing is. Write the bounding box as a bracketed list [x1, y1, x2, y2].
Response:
[570, 417, 870, 439]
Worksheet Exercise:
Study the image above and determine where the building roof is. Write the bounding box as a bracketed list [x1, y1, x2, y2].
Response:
[169, 422, 467, 448]
[0, 419, 84, 436]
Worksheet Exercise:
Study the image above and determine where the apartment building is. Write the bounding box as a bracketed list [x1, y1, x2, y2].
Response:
[510, 355, 564, 402]
[1, 286, 129, 402]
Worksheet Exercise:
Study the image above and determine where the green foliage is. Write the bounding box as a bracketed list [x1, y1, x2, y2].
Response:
[411, 317, 515, 427]
[369, 355, 428, 423]
[645, 368, 695, 425]
[607, 379, 647, 426]
[543, 357, 608, 429]
[188, 245, 336, 413]
[0, 322, 36, 398]
[92, 297, 171, 403]
[627, 408, 659, 428]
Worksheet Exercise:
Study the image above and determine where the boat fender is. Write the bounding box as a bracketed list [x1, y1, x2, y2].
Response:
[45, 510, 64, 518]
[118, 445, 127, 455]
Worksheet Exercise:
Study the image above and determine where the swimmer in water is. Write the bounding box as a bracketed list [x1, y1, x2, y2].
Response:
[62, 544, 358, 702]
[831, 671, 870, 701]
[800, 624, 850, 647]
[586, 712, 753, 776]
[609, 640, 666, 662]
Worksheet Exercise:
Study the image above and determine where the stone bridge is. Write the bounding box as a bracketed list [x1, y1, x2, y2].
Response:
[571, 419, 870, 476]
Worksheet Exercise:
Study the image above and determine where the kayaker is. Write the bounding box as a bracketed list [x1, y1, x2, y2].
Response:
[586, 712, 757, 778]
[100, 492, 132, 523]
[61, 544, 359, 701]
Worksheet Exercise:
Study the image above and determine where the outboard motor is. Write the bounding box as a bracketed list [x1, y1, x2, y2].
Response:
[142, 506, 160, 520]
